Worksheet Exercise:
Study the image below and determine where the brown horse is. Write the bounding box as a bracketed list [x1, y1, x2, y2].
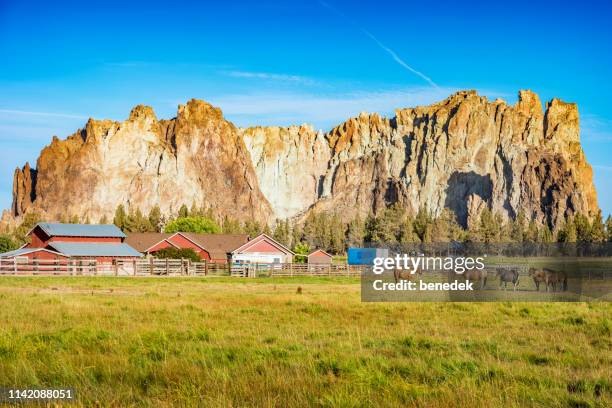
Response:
[528, 268, 568, 292]
[461, 269, 488, 289]
[393, 269, 423, 283]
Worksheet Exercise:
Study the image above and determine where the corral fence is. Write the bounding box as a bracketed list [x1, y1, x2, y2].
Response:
[0, 257, 367, 278]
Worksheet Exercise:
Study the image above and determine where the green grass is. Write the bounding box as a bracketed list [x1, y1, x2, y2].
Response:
[0, 277, 610, 407]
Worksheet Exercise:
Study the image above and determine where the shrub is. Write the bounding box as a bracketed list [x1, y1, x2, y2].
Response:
[0, 235, 18, 253]
[153, 248, 202, 262]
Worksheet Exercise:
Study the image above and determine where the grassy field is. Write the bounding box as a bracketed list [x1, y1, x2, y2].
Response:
[0, 277, 610, 407]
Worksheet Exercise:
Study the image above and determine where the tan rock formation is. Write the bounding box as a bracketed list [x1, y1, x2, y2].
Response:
[11, 99, 272, 223]
[8, 90, 599, 230]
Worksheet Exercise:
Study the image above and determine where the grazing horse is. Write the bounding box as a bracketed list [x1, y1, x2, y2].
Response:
[496, 267, 520, 291]
[528, 268, 568, 292]
[462, 269, 488, 289]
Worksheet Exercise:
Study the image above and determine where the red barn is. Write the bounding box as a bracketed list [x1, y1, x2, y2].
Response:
[125, 232, 250, 263]
[7, 223, 143, 263]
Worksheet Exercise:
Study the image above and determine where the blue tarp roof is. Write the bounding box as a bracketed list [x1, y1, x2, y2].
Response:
[48, 242, 142, 257]
[33, 223, 126, 238]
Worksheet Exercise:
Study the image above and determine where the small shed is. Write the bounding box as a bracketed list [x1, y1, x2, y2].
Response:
[307, 249, 333, 264]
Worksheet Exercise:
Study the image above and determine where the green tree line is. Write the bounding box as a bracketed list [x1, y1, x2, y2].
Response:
[2, 203, 612, 255]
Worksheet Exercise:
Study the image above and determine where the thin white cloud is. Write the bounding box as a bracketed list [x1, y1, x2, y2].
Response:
[581, 114, 612, 141]
[221, 70, 316, 85]
[0, 109, 87, 120]
[592, 165, 612, 171]
[361, 30, 439, 88]
[318, 0, 438, 88]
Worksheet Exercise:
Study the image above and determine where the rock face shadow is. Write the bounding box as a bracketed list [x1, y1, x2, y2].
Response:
[444, 171, 493, 227]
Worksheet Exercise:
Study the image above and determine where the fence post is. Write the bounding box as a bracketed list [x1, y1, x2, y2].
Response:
[149, 257, 154, 275]
[133, 259, 137, 276]
[227, 261, 231, 276]
[204, 260, 208, 276]
[114, 260, 118, 276]
[14, 258, 18, 275]
[34, 259, 39, 275]
[166, 258, 169, 275]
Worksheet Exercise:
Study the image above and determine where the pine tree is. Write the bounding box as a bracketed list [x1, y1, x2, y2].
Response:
[431, 211, 450, 242]
[189, 202, 199, 217]
[273, 219, 290, 247]
[525, 220, 539, 243]
[291, 220, 302, 249]
[302, 213, 317, 246]
[243, 220, 262, 238]
[590, 210, 606, 243]
[328, 214, 346, 254]
[510, 210, 527, 242]
[399, 216, 420, 244]
[221, 216, 241, 234]
[413, 207, 433, 243]
[148, 206, 162, 232]
[178, 204, 189, 218]
[574, 213, 591, 243]
[123, 208, 137, 233]
[496, 214, 511, 242]
[113, 205, 127, 231]
[134, 208, 153, 232]
[539, 224, 553, 243]
[346, 215, 365, 247]
[263, 224, 272, 236]
[558, 216, 577, 243]
[477, 208, 502, 243]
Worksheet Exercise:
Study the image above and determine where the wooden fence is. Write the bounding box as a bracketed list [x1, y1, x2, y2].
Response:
[0, 257, 367, 278]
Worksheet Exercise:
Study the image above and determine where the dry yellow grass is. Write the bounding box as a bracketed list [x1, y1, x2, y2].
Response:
[0, 276, 609, 407]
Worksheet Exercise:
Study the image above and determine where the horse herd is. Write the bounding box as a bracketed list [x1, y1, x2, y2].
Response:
[393, 267, 568, 292]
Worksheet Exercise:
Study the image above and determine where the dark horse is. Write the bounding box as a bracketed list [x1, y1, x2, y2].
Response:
[496, 267, 520, 291]
[528, 268, 568, 292]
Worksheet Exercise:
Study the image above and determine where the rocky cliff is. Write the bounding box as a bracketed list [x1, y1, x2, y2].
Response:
[6, 90, 598, 229]
[8, 99, 272, 225]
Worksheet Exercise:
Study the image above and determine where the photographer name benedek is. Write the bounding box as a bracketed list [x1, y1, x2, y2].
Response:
[372, 280, 474, 291]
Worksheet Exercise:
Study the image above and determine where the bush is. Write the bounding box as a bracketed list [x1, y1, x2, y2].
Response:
[164, 216, 220, 234]
[0, 235, 18, 253]
[152, 248, 202, 262]
[292, 242, 310, 263]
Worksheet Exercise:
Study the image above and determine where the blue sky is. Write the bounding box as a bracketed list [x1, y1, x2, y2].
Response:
[1, 0, 611, 216]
